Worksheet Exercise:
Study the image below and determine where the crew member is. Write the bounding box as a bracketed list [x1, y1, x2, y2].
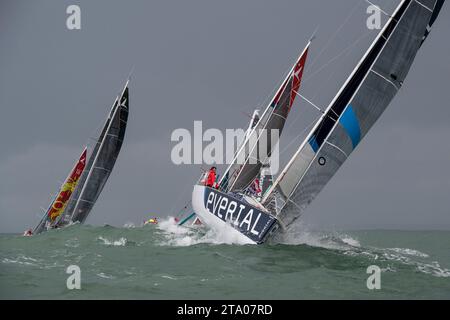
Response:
[205, 166, 217, 187]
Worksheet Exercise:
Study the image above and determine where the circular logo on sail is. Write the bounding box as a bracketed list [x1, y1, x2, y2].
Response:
[318, 157, 326, 166]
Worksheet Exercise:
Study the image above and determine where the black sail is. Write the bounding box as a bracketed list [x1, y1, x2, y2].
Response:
[57, 83, 129, 226]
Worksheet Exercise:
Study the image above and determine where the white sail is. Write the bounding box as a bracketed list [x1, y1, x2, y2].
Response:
[263, 0, 444, 228]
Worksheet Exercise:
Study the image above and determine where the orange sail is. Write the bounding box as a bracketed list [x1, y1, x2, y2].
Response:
[47, 148, 87, 222]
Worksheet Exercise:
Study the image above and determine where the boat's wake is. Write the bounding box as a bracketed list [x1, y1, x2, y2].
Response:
[155, 216, 250, 246]
[154, 217, 450, 278]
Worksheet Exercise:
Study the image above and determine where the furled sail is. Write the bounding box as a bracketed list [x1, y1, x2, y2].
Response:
[263, 0, 444, 228]
[219, 42, 311, 192]
[33, 148, 87, 234]
[56, 81, 129, 226]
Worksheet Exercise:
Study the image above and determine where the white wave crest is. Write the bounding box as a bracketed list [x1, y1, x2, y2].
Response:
[278, 221, 361, 250]
[156, 216, 250, 246]
[387, 247, 429, 258]
[123, 222, 136, 229]
[97, 236, 128, 247]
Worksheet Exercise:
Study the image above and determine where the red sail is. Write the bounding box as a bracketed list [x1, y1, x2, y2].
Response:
[47, 148, 87, 221]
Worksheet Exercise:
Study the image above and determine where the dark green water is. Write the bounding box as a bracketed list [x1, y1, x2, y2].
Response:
[1, 220, 449, 299]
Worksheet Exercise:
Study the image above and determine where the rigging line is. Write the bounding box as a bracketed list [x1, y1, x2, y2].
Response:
[304, 0, 400, 86]
[253, 68, 291, 116]
[307, 0, 363, 71]
[220, 120, 253, 176]
[248, 2, 372, 150]
[283, 89, 338, 137]
[258, 113, 322, 166]
[175, 203, 191, 219]
[303, 30, 372, 83]
[169, 176, 196, 218]
[311, 64, 340, 101]
[127, 65, 135, 81]
[364, 0, 392, 17]
[292, 90, 325, 114]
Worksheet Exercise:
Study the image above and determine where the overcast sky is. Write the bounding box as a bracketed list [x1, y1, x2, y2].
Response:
[1, 0, 449, 233]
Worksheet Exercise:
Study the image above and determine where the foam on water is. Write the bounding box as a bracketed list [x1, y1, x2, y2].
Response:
[154, 217, 450, 279]
[2, 255, 39, 267]
[97, 236, 129, 247]
[386, 247, 429, 258]
[123, 222, 136, 229]
[97, 272, 115, 279]
[156, 216, 251, 246]
[277, 221, 361, 250]
[1, 224, 450, 298]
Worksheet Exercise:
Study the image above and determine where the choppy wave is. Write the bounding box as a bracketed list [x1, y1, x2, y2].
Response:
[149, 217, 450, 279]
[386, 247, 429, 258]
[1, 220, 449, 299]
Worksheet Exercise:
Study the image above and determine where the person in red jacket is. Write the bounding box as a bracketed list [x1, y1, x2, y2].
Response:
[205, 166, 217, 187]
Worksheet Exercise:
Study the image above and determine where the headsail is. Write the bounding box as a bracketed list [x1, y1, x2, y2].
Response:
[219, 42, 311, 192]
[263, 0, 444, 228]
[33, 148, 87, 234]
[56, 81, 129, 226]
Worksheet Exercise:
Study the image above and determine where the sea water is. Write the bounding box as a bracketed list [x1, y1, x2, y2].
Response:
[1, 218, 449, 299]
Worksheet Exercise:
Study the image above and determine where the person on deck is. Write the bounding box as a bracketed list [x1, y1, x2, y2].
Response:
[205, 166, 217, 188]
[248, 178, 261, 196]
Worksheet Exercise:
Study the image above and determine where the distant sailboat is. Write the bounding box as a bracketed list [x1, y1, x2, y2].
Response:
[192, 0, 445, 244]
[32, 80, 130, 235]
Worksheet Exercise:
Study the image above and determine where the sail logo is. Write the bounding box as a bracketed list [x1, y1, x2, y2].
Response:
[204, 188, 275, 242]
[120, 97, 128, 109]
[47, 149, 86, 221]
[171, 121, 280, 173]
[49, 181, 76, 221]
[293, 66, 303, 80]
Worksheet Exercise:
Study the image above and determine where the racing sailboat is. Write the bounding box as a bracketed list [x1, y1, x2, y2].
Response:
[192, 0, 445, 244]
[32, 80, 130, 234]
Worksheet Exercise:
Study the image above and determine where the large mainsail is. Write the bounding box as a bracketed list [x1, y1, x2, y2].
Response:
[263, 0, 444, 228]
[219, 42, 311, 192]
[56, 81, 129, 226]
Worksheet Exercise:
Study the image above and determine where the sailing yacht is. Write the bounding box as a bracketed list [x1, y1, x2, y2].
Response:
[32, 80, 130, 235]
[192, 0, 445, 244]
